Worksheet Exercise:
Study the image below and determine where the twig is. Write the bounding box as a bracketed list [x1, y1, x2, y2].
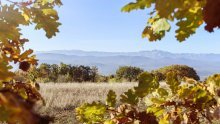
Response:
[5, 0, 18, 4]
[201, 112, 212, 124]
[5, 0, 34, 7]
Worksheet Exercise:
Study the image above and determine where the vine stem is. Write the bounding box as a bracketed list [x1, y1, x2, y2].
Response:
[5, 0, 18, 4]
[4, 0, 36, 7]
[201, 112, 212, 124]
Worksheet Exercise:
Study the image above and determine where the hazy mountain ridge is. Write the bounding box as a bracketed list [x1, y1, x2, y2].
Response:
[36, 50, 220, 79]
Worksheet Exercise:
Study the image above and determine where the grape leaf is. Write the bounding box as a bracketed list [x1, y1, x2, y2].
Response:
[166, 72, 180, 94]
[106, 90, 117, 107]
[203, 0, 220, 32]
[151, 18, 170, 33]
[75, 102, 106, 124]
[135, 72, 159, 98]
[147, 106, 165, 117]
[0, 60, 15, 81]
[104, 120, 115, 124]
[31, 7, 61, 38]
[157, 88, 169, 97]
[121, 0, 154, 12]
[122, 0, 208, 42]
[159, 114, 169, 124]
[120, 89, 139, 105]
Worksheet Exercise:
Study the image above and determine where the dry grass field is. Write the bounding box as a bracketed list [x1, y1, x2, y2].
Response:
[36, 82, 137, 124]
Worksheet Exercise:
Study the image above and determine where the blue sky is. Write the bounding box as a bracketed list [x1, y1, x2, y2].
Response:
[23, 0, 220, 53]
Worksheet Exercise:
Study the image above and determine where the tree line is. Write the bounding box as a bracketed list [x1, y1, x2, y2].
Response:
[16, 63, 200, 83]
[16, 63, 98, 83]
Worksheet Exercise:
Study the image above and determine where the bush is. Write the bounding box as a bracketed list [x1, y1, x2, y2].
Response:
[152, 65, 200, 81]
[97, 75, 109, 82]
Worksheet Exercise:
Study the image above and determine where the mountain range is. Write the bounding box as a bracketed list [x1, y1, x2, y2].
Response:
[36, 50, 220, 79]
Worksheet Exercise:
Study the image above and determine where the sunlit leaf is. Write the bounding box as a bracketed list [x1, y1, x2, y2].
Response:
[75, 102, 106, 124]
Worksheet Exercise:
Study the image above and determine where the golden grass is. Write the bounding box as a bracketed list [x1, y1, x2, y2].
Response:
[36, 82, 137, 124]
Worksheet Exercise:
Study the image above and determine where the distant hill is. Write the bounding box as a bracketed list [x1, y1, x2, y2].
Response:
[36, 50, 220, 79]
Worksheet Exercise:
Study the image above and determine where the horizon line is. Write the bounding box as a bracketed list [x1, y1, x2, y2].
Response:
[35, 49, 220, 55]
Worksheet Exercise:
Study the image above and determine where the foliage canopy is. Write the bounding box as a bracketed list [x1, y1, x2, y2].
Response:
[122, 0, 220, 42]
[116, 66, 144, 82]
[0, 0, 62, 123]
[152, 65, 200, 81]
[16, 63, 99, 83]
[0, 0, 62, 81]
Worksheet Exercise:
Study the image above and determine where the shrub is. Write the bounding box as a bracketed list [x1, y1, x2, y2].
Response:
[152, 65, 200, 81]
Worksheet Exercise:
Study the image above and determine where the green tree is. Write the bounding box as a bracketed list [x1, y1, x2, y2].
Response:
[50, 64, 59, 82]
[97, 75, 109, 82]
[38, 63, 51, 79]
[24, 63, 100, 83]
[59, 62, 71, 75]
[80, 66, 91, 82]
[71, 66, 84, 82]
[116, 66, 144, 82]
[69, 65, 98, 82]
[152, 65, 200, 81]
[90, 66, 99, 82]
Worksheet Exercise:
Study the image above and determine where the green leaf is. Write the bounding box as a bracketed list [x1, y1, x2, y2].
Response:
[106, 90, 117, 107]
[121, 0, 155, 12]
[151, 98, 166, 104]
[166, 72, 180, 94]
[18, 88, 28, 100]
[174, 1, 204, 42]
[0, 60, 15, 81]
[142, 26, 165, 41]
[147, 106, 165, 117]
[75, 102, 106, 124]
[135, 72, 159, 97]
[42, 8, 58, 18]
[207, 74, 220, 87]
[178, 86, 191, 98]
[120, 89, 139, 105]
[104, 120, 116, 124]
[36, 0, 63, 6]
[155, 0, 177, 19]
[206, 74, 220, 98]
[159, 114, 169, 124]
[151, 18, 170, 33]
[157, 88, 169, 97]
[122, 0, 205, 42]
[31, 7, 61, 38]
[0, 5, 29, 26]
[0, 21, 20, 41]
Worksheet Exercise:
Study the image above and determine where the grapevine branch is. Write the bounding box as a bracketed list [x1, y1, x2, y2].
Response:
[201, 112, 212, 123]
[5, 0, 35, 7]
[5, 0, 17, 4]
